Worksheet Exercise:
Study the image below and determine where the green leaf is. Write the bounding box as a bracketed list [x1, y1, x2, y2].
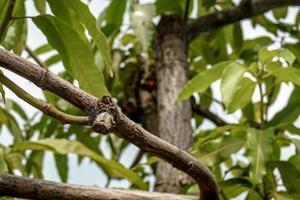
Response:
[228, 78, 255, 113]
[289, 155, 300, 173]
[268, 87, 300, 127]
[1, 0, 27, 54]
[101, 0, 126, 28]
[177, 61, 231, 103]
[259, 47, 296, 66]
[54, 154, 68, 182]
[267, 63, 300, 86]
[26, 151, 44, 179]
[271, 161, 300, 193]
[63, 0, 112, 75]
[221, 62, 246, 109]
[34, 44, 53, 55]
[130, 4, 155, 52]
[5, 99, 27, 120]
[12, 139, 147, 189]
[273, 7, 288, 20]
[247, 128, 274, 184]
[0, 147, 8, 172]
[5, 153, 27, 175]
[34, 0, 46, 14]
[33, 15, 109, 96]
[196, 136, 245, 166]
[156, 0, 185, 16]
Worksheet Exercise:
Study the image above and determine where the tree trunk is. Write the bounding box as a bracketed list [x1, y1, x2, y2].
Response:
[154, 15, 193, 193]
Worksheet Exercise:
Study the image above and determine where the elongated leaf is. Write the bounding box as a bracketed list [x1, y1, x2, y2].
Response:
[34, 0, 46, 14]
[196, 136, 245, 166]
[156, 0, 185, 16]
[228, 78, 255, 113]
[271, 161, 300, 193]
[33, 15, 109, 96]
[268, 87, 300, 127]
[130, 4, 155, 52]
[177, 61, 231, 103]
[54, 154, 68, 182]
[221, 62, 246, 109]
[12, 139, 147, 189]
[5, 153, 27, 175]
[101, 0, 126, 28]
[247, 128, 274, 184]
[273, 7, 288, 20]
[63, 0, 112, 74]
[1, 0, 27, 54]
[26, 151, 44, 179]
[267, 63, 300, 86]
[259, 47, 295, 66]
[0, 147, 8, 173]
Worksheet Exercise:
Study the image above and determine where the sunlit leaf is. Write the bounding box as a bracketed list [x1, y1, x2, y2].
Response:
[228, 78, 255, 113]
[34, 0, 46, 14]
[130, 3, 155, 52]
[247, 128, 274, 184]
[12, 139, 147, 189]
[33, 15, 109, 96]
[63, 0, 112, 75]
[221, 62, 246, 109]
[271, 161, 300, 193]
[177, 61, 231, 103]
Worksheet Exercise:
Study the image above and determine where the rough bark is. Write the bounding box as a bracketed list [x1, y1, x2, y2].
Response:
[154, 15, 193, 193]
[0, 173, 197, 200]
[0, 47, 219, 200]
[187, 0, 300, 41]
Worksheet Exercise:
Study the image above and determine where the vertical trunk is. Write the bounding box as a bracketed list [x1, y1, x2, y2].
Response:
[154, 15, 193, 193]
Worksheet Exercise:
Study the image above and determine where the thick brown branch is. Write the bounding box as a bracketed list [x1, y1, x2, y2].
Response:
[0, 48, 219, 199]
[0, 173, 197, 200]
[187, 0, 300, 41]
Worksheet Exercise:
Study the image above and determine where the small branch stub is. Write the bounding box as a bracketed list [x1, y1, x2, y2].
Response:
[89, 96, 118, 134]
[92, 112, 115, 134]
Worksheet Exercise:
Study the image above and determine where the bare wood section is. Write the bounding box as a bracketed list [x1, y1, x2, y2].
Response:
[187, 0, 300, 41]
[0, 173, 197, 200]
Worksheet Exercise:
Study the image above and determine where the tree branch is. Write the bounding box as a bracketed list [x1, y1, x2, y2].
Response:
[192, 102, 227, 127]
[187, 0, 300, 41]
[0, 173, 197, 200]
[0, 48, 219, 199]
[0, 72, 89, 125]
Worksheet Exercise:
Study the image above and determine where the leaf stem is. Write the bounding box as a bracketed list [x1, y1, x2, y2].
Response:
[258, 80, 265, 130]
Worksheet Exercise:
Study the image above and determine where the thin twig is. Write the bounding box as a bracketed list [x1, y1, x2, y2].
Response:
[130, 149, 145, 169]
[184, 0, 191, 21]
[192, 101, 227, 126]
[25, 46, 47, 68]
[0, 73, 89, 125]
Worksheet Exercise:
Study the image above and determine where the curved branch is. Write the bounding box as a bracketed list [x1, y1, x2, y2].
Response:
[0, 48, 219, 199]
[0, 72, 88, 125]
[187, 0, 300, 41]
[0, 173, 197, 200]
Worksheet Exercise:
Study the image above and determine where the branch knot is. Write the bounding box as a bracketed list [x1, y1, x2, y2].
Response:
[89, 96, 118, 134]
